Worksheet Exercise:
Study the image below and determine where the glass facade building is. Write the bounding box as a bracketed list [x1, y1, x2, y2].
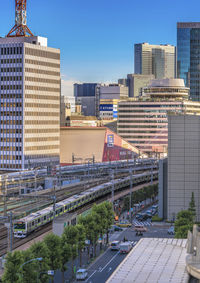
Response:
[177, 22, 200, 101]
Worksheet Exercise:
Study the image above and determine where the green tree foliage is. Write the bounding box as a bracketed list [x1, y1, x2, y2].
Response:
[2, 250, 23, 283]
[43, 233, 61, 283]
[175, 210, 194, 238]
[189, 192, 196, 221]
[104, 202, 114, 244]
[92, 203, 107, 250]
[29, 241, 50, 283]
[20, 249, 39, 283]
[60, 236, 71, 283]
[62, 225, 78, 279]
[76, 224, 86, 266]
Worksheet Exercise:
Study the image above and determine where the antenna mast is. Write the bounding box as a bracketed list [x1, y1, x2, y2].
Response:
[7, 0, 34, 37]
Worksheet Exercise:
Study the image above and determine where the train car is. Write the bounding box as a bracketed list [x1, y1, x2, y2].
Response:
[13, 170, 158, 238]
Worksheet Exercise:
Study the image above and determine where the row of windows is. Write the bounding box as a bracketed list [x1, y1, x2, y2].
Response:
[24, 154, 59, 160]
[1, 103, 22, 107]
[25, 128, 59, 134]
[25, 137, 59, 142]
[25, 145, 59, 151]
[25, 103, 59, 108]
[25, 48, 60, 60]
[1, 120, 22, 125]
[25, 85, 60, 93]
[0, 164, 22, 169]
[0, 155, 22, 160]
[0, 47, 22, 55]
[1, 67, 22, 73]
[25, 68, 60, 76]
[0, 129, 22, 134]
[118, 120, 167, 123]
[25, 76, 60, 84]
[25, 94, 59, 101]
[0, 137, 22, 142]
[25, 112, 59, 117]
[0, 146, 21, 151]
[25, 59, 60, 69]
[1, 85, 22, 90]
[118, 130, 168, 134]
[1, 76, 22, 81]
[0, 94, 22, 98]
[117, 125, 167, 128]
[120, 135, 167, 139]
[0, 112, 22, 116]
[25, 120, 58, 125]
[118, 104, 182, 108]
[0, 58, 22, 64]
[118, 115, 167, 119]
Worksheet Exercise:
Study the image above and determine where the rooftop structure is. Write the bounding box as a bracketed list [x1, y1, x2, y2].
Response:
[107, 238, 188, 283]
[117, 79, 200, 156]
[7, 0, 34, 37]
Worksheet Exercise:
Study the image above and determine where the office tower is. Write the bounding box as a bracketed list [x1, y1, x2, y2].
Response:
[177, 22, 200, 101]
[0, 36, 60, 170]
[134, 43, 176, 79]
[127, 74, 154, 97]
[117, 78, 200, 157]
[74, 83, 99, 116]
[168, 114, 200, 221]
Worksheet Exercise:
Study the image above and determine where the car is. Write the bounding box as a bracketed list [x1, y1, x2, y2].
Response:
[113, 225, 123, 231]
[168, 226, 175, 235]
[136, 213, 148, 221]
[76, 269, 88, 280]
[146, 210, 152, 218]
[111, 241, 120, 250]
[116, 221, 132, 228]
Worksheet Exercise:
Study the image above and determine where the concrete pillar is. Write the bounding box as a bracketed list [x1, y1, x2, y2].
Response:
[187, 230, 193, 254]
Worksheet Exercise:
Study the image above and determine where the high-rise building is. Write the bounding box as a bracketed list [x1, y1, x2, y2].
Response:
[117, 79, 200, 157]
[74, 83, 99, 116]
[177, 22, 200, 101]
[127, 74, 155, 97]
[168, 114, 200, 221]
[134, 43, 176, 79]
[0, 36, 60, 170]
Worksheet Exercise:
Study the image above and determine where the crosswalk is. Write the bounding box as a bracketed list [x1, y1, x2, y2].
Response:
[133, 220, 152, 226]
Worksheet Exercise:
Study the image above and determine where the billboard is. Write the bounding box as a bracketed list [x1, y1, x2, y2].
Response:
[107, 134, 114, 147]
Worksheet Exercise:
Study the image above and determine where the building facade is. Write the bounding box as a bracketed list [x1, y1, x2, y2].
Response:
[117, 79, 200, 156]
[0, 36, 60, 170]
[127, 74, 155, 97]
[168, 114, 200, 221]
[177, 22, 200, 101]
[134, 43, 176, 79]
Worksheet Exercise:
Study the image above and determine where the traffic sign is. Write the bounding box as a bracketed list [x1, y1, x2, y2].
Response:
[48, 270, 54, 276]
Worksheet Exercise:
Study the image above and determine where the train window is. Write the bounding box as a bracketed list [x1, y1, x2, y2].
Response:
[38, 219, 40, 223]
[56, 210, 58, 215]
[44, 215, 46, 220]
[65, 205, 68, 210]
[32, 221, 34, 226]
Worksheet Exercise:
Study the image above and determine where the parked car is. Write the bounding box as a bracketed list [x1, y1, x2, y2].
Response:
[119, 241, 132, 253]
[168, 226, 175, 235]
[111, 241, 120, 251]
[76, 269, 88, 280]
[116, 221, 132, 228]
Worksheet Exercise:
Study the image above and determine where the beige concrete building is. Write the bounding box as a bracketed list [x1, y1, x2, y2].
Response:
[118, 79, 200, 157]
[168, 114, 200, 221]
[127, 73, 155, 97]
[0, 36, 60, 170]
[135, 42, 176, 79]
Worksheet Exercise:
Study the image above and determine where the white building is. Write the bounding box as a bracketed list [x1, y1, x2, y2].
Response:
[0, 36, 60, 170]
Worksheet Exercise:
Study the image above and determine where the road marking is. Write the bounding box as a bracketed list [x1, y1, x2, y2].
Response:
[85, 270, 97, 282]
[100, 251, 120, 272]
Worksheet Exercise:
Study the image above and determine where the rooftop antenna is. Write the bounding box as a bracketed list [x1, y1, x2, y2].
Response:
[7, 0, 34, 37]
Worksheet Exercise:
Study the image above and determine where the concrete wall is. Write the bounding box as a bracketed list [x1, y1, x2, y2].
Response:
[168, 114, 200, 221]
[158, 158, 168, 219]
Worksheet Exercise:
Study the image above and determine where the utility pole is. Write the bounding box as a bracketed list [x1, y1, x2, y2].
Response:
[129, 169, 133, 224]
[3, 175, 7, 216]
[59, 165, 62, 189]
[110, 170, 115, 209]
[1, 212, 13, 253]
[151, 160, 153, 185]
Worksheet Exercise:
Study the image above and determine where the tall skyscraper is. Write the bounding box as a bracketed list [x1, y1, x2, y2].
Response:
[0, 36, 60, 170]
[134, 43, 176, 79]
[177, 22, 200, 101]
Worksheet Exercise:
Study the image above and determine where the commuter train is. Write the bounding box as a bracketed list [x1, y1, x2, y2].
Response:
[13, 170, 158, 238]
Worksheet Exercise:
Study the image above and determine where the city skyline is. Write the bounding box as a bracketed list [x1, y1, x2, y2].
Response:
[1, 0, 200, 88]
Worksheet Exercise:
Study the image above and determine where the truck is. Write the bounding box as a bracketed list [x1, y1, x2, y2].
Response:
[119, 241, 132, 254]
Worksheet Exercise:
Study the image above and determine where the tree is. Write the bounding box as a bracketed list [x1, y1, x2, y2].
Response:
[29, 241, 50, 283]
[60, 238, 71, 283]
[20, 249, 39, 283]
[2, 251, 23, 283]
[174, 210, 194, 238]
[92, 203, 107, 250]
[104, 202, 114, 244]
[43, 233, 61, 283]
[189, 192, 196, 221]
[76, 224, 86, 266]
[62, 225, 78, 279]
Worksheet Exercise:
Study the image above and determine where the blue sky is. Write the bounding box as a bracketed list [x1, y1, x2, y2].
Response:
[1, 0, 200, 87]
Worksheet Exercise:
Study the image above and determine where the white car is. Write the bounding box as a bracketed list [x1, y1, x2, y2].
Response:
[76, 269, 88, 280]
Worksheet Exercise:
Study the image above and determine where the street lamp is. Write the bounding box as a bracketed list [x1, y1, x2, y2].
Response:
[20, 257, 43, 281]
